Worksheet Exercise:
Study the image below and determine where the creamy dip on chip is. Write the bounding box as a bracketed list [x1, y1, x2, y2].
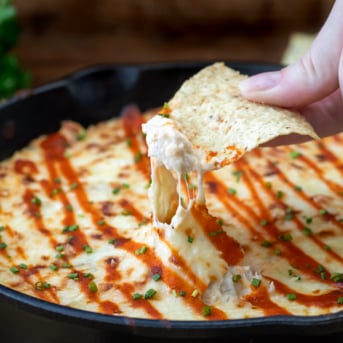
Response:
[142, 62, 318, 229]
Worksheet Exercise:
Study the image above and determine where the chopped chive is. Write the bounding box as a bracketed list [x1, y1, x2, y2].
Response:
[112, 187, 120, 195]
[55, 245, 64, 252]
[144, 180, 152, 189]
[132, 293, 142, 300]
[144, 288, 157, 299]
[62, 224, 79, 233]
[126, 138, 132, 147]
[54, 177, 62, 184]
[35, 281, 51, 290]
[183, 173, 189, 182]
[51, 187, 62, 196]
[338, 297, 343, 305]
[320, 271, 327, 280]
[227, 187, 237, 195]
[260, 219, 268, 226]
[330, 272, 343, 283]
[304, 216, 313, 224]
[138, 218, 148, 227]
[97, 219, 105, 226]
[135, 246, 147, 255]
[179, 290, 186, 297]
[278, 233, 293, 241]
[61, 263, 72, 268]
[202, 305, 212, 316]
[287, 293, 297, 301]
[0, 242, 7, 249]
[76, 131, 86, 141]
[302, 227, 312, 236]
[67, 273, 79, 281]
[276, 190, 283, 199]
[188, 183, 197, 190]
[121, 210, 131, 216]
[232, 170, 243, 182]
[187, 236, 194, 243]
[83, 245, 93, 254]
[49, 264, 58, 271]
[251, 278, 261, 288]
[274, 249, 282, 256]
[265, 181, 272, 189]
[10, 267, 19, 274]
[108, 238, 116, 245]
[261, 240, 272, 247]
[315, 265, 325, 273]
[66, 204, 73, 211]
[134, 151, 143, 163]
[83, 273, 94, 279]
[88, 281, 98, 293]
[191, 289, 199, 297]
[289, 151, 301, 159]
[294, 185, 302, 191]
[152, 273, 161, 281]
[232, 274, 241, 283]
[319, 209, 328, 215]
[70, 182, 79, 190]
[284, 207, 293, 220]
[56, 244, 64, 252]
[31, 196, 42, 206]
[19, 263, 28, 269]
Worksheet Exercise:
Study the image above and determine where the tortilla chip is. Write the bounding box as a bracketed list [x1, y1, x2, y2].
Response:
[168, 62, 319, 171]
[142, 62, 319, 229]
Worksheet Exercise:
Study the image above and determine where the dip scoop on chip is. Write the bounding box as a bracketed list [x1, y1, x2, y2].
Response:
[142, 62, 319, 228]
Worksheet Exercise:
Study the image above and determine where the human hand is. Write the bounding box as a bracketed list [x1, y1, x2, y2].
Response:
[239, 0, 343, 142]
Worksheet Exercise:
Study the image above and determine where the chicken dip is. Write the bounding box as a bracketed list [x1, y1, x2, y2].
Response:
[1, 64, 343, 321]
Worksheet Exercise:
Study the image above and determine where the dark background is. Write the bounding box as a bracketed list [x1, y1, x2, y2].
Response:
[12, 0, 334, 87]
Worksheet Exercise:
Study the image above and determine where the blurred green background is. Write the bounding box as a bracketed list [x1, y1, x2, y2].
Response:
[0, 0, 30, 99]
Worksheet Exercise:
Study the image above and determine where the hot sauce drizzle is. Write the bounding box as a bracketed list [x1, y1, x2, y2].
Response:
[5, 108, 343, 319]
[121, 105, 151, 179]
[37, 128, 228, 319]
[244, 286, 291, 316]
[191, 203, 244, 266]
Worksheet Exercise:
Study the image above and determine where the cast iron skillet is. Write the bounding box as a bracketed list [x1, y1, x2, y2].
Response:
[1, 61, 343, 343]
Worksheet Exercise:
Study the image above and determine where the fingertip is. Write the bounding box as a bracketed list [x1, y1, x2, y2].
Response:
[239, 71, 282, 97]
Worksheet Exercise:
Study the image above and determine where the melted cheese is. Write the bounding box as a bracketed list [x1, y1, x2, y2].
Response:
[1, 106, 343, 320]
[142, 115, 206, 229]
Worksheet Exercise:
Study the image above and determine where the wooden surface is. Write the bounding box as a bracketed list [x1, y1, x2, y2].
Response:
[12, 0, 334, 87]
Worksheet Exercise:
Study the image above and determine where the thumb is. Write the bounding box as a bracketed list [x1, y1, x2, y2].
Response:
[239, 0, 343, 108]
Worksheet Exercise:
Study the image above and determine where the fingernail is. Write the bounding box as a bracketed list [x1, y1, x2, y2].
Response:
[239, 71, 281, 93]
